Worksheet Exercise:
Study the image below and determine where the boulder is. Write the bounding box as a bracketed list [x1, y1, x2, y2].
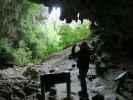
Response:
[23, 81, 39, 96]
[12, 85, 25, 98]
[23, 66, 39, 80]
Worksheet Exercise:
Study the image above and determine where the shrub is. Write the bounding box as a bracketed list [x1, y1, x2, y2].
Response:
[0, 38, 14, 66]
[12, 40, 32, 65]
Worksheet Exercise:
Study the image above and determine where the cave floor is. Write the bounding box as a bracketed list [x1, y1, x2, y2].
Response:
[0, 47, 133, 100]
[40, 47, 133, 100]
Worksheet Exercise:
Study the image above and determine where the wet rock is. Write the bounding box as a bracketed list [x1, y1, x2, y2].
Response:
[13, 80, 28, 88]
[48, 87, 57, 100]
[11, 96, 21, 100]
[23, 81, 39, 96]
[0, 97, 6, 100]
[62, 96, 74, 100]
[92, 94, 104, 100]
[49, 87, 57, 96]
[23, 67, 39, 80]
[0, 78, 39, 100]
[0, 79, 29, 100]
[0, 84, 12, 100]
[36, 93, 42, 100]
[0, 73, 3, 79]
[0, 73, 8, 80]
[0, 90, 12, 100]
[72, 64, 76, 68]
[12, 86, 25, 98]
[48, 96, 58, 100]
[49, 69, 55, 73]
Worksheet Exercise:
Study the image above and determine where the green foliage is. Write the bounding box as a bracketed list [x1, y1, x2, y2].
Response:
[12, 40, 32, 65]
[59, 20, 90, 47]
[0, 38, 14, 65]
[0, 0, 91, 65]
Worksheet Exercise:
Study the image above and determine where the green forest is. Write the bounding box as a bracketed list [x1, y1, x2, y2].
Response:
[0, 0, 91, 65]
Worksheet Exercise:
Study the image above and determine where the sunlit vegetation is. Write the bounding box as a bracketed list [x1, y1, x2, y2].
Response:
[0, 0, 91, 65]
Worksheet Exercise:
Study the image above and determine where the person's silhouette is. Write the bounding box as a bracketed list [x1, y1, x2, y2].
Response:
[70, 41, 91, 99]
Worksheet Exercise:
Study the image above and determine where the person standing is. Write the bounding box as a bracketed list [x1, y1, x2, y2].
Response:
[70, 41, 91, 99]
